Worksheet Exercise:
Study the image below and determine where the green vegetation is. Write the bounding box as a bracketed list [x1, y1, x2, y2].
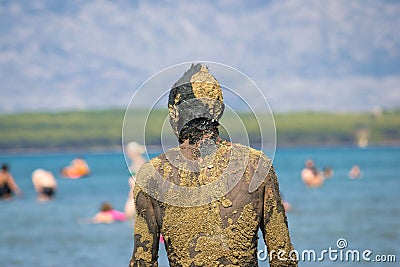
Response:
[0, 109, 125, 150]
[0, 109, 399, 151]
[274, 110, 400, 146]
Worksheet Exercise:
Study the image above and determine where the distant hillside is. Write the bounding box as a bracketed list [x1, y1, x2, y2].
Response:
[0, 109, 399, 151]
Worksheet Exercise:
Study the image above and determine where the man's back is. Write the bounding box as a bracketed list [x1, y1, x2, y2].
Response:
[130, 141, 297, 267]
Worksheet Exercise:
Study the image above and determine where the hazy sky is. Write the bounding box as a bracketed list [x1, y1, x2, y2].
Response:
[1, 0, 399, 113]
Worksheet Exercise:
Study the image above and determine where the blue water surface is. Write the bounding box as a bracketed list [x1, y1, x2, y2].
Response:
[0, 146, 399, 267]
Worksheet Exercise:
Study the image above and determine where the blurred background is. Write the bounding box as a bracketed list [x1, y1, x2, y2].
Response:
[1, 0, 400, 113]
[0, 1, 399, 266]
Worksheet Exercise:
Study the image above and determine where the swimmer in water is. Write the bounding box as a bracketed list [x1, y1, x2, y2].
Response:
[32, 169, 57, 202]
[80, 202, 127, 224]
[323, 166, 334, 179]
[61, 157, 90, 179]
[348, 165, 362, 179]
[301, 159, 325, 187]
[0, 163, 22, 200]
[129, 64, 297, 267]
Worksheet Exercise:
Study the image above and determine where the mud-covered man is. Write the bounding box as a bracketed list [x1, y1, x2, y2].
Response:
[129, 64, 298, 267]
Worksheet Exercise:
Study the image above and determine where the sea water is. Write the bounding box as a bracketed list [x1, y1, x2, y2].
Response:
[0, 146, 399, 267]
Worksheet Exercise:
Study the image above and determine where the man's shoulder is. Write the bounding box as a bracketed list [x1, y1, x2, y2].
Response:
[136, 147, 179, 175]
[138, 144, 272, 174]
[229, 144, 274, 192]
[230, 143, 272, 163]
[147, 143, 272, 164]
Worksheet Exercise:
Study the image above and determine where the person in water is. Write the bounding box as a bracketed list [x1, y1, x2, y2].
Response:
[348, 165, 362, 179]
[323, 166, 334, 179]
[90, 202, 127, 224]
[32, 169, 57, 202]
[301, 159, 324, 187]
[0, 163, 22, 200]
[61, 157, 90, 179]
[124, 142, 146, 218]
[129, 64, 297, 266]
[126, 142, 147, 176]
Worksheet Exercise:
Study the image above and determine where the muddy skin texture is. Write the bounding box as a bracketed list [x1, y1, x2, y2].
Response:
[129, 64, 297, 267]
[178, 117, 220, 145]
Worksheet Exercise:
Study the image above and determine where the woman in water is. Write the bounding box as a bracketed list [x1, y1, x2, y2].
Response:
[81, 202, 127, 224]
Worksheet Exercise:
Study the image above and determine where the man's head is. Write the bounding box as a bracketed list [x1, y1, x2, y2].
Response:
[168, 63, 224, 144]
[306, 160, 315, 168]
[1, 163, 8, 171]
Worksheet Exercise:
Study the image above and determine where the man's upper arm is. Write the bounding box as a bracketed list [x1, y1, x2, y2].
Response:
[130, 164, 160, 267]
[261, 165, 298, 267]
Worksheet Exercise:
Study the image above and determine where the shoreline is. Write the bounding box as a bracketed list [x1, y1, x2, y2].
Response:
[1, 109, 399, 152]
[1, 142, 400, 156]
